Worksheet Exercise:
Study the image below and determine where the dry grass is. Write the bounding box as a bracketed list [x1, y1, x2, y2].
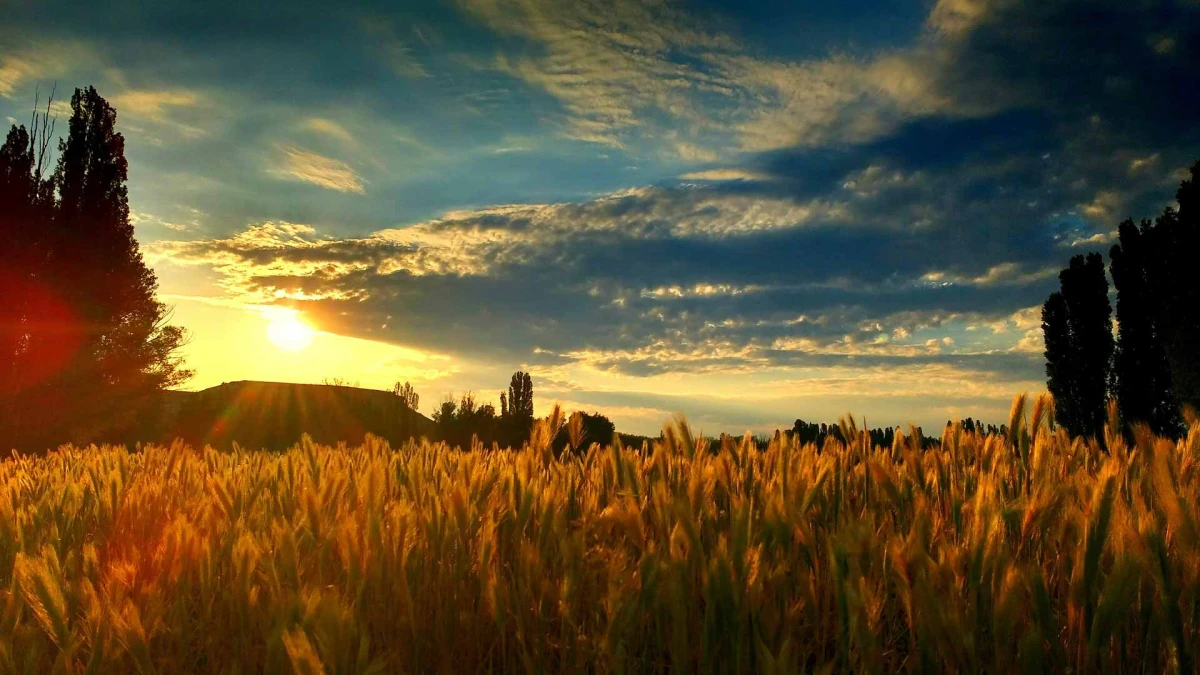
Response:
[2, 394, 1200, 673]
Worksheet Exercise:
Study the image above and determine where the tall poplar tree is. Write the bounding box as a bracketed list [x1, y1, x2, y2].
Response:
[1109, 218, 1180, 434]
[0, 87, 191, 449]
[1042, 253, 1113, 438]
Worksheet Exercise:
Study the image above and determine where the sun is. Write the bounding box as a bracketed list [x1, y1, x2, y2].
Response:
[266, 312, 315, 352]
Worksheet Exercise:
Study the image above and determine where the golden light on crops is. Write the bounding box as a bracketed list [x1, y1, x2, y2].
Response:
[7, 395, 1200, 672]
[265, 310, 315, 352]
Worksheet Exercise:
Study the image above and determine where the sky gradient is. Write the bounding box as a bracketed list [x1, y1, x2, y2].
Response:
[3, 0, 1197, 434]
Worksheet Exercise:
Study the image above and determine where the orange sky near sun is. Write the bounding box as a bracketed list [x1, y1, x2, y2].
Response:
[167, 296, 454, 393]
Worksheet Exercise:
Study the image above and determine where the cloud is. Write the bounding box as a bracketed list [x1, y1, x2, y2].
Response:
[1080, 190, 1122, 221]
[920, 0, 1200, 140]
[269, 146, 366, 194]
[459, 0, 1198, 163]
[454, 0, 968, 155]
[110, 89, 201, 121]
[919, 263, 1058, 288]
[365, 185, 845, 274]
[0, 42, 93, 99]
[724, 56, 914, 152]
[146, 221, 401, 300]
[1011, 329, 1044, 354]
[462, 0, 921, 152]
[361, 18, 429, 78]
[1129, 153, 1160, 174]
[0, 57, 34, 97]
[639, 283, 766, 300]
[144, 167, 1084, 389]
[150, 186, 846, 288]
[985, 305, 1042, 334]
[679, 168, 774, 182]
[300, 117, 357, 146]
[131, 208, 202, 232]
[106, 88, 209, 139]
[928, 0, 996, 37]
[462, 0, 735, 144]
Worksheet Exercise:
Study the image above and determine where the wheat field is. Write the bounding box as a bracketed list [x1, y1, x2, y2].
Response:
[2, 395, 1199, 673]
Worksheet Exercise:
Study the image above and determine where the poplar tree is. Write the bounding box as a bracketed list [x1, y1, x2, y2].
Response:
[0, 87, 191, 449]
[1042, 253, 1113, 438]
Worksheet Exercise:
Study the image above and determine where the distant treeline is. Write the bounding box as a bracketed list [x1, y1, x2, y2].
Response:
[791, 418, 991, 450]
[432, 370, 618, 454]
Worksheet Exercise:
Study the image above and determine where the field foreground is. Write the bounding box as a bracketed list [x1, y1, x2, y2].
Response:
[3, 397, 1200, 673]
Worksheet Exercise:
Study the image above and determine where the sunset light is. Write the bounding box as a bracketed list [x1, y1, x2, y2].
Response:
[3, 0, 1200, 671]
[265, 311, 315, 352]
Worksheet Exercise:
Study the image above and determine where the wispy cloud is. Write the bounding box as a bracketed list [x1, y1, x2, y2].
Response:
[464, 0, 741, 148]
[107, 88, 209, 139]
[269, 146, 366, 194]
[0, 43, 92, 99]
[361, 19, 429, 78]
[459, 0, 998, 155]
[679, 168, 774, 182]
[300, 117, 357, 146]
[110, 89, 202, 121]
[0, 57, 34, 98]
[919, 263, 1059, 288]
[461, 0, 1199, 163]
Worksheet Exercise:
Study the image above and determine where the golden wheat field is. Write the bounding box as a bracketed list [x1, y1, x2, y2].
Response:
[2, 396, 1200, 673]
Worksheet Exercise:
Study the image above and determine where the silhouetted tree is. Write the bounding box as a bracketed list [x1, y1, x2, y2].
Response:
[435, 397, 457, 430]
[0, 129, 36, 387]
[1134, 163, 1200, 413]
[505, 371, 534, 422]
[554, 411, 614, 455]
[1043, 253, 1113, 438]
[434, 391, 499, 449]
[322, 376, 360, 387]
[1109, 218, 1181, 434]
[791, 419, 825, 446]
[1173, 164, 1200, 401]
[500, 370, 534, 446]
[793, 418, 905, 450]
[0, 87, 190, 449]
[0, 95, 58, 433]
[391, 381, 419, 411]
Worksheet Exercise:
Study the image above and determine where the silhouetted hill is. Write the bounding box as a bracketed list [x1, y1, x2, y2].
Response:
[161, 381, 434, 451]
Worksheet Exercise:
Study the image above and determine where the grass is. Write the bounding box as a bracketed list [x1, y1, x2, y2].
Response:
[2, 396, 1200, 673]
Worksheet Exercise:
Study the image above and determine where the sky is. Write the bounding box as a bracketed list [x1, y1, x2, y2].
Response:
[2, 0, 1197, 435]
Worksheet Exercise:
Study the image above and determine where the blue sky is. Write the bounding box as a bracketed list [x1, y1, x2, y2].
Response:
[2, 0, 1197, 434]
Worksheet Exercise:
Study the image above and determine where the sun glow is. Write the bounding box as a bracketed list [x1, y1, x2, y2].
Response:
[265, 311, 315, 352]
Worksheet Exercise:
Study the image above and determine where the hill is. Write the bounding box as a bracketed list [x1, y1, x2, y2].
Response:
[158, 381, 434, 451]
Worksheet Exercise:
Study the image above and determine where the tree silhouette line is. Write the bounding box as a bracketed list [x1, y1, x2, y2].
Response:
[431, 370, 616, 453]
[1042, 161, 1200, 439]
[792, 418, 999, 450]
